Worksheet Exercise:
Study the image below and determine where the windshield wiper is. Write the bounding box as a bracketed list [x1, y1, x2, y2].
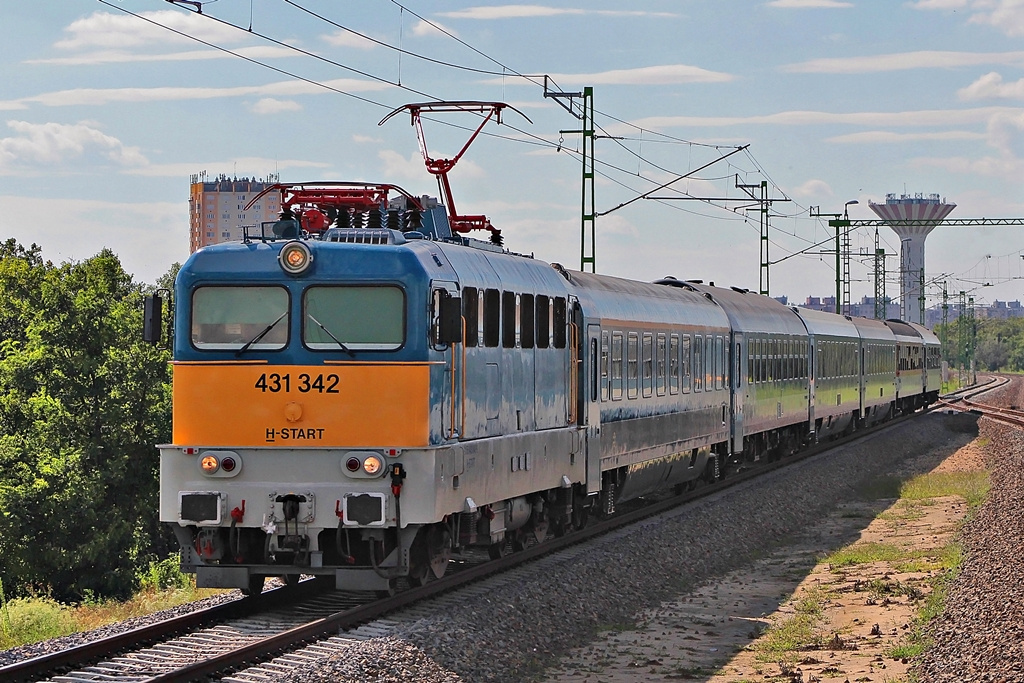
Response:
[307, 313, 355, 356]
[235, 312, 287, 357]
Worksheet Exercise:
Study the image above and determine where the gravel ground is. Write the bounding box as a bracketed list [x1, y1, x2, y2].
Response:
[273, 411, 978, 683]
[915, 379, 1024, 682]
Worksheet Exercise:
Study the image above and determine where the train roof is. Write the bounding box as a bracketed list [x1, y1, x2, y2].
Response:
[847, 315, 898, 343]
[906, 321, 941, 346]
[566, 271, 730, 329]
[791, 307, 861, 340]
[666, 281, 807, 336]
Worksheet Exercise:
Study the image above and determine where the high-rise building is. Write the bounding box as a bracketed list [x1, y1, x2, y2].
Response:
[189, 172, 281, 252]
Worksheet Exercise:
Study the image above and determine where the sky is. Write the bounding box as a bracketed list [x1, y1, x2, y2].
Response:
[3, 0, 1024, 311]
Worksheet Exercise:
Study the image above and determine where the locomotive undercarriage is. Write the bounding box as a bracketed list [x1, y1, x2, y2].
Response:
[172, 483, 590, 594]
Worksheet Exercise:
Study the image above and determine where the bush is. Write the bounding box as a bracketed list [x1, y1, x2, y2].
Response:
[138, 556, 193, 592]
[0, 595, 75, 649]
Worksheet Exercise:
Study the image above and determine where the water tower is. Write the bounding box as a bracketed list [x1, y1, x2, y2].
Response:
[868, 193, 956, 325]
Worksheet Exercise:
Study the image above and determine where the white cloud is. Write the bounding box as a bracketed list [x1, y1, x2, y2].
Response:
[26, 46, 297, 66]
[412, 19, 458, 38]
[632, 106, 1024, 128]
[249, 98, 303, 115]
[377, 149, 484, 182]
[826, 130, 987, 143]
[911, 1, 1024, 37]
[958, 72, 1024, 100]
[439, 5, 679, 19]
[0, 77, 393, 110]
[766, 0, 853, 7]
[55, 10, 242, 50]
[0, 121, 146, 173]
[321, 30, 378, 49]
[783, 50, 1024, 74]
[790, 179, 835, 198]
[125, 157, 329, 178]
[352, 134, 384, 143]
[490, 64, 734, 87]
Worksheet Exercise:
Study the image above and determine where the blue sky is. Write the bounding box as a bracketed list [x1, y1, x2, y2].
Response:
[3, 0, 1024, 310]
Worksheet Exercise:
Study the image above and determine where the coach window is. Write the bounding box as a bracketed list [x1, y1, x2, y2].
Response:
[693, 336, 703, 392]
[483, 288, 500, 347]
[656, 333, 667, 396]
[642, 333, 654, 398]
[669, 334, 679, 394]
[521, 294, 535, 349]
[715, 336, 725, 390]
[601, 331, 610, 401]
[681, 335, 692, 393]
[536, 295, 550, 349]
[302, 285, 404, 351]
[502, 291, 517, 348]
[627, 333, 640, 399]
[553, 297, 567, 348]
[193, 285, 289, 350]
[611, 332, 624, 400]
[463, 287, 478, 347]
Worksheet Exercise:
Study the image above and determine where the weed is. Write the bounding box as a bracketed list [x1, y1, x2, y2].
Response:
[900, 471, 990, 509]
[0, 596, 75, 649]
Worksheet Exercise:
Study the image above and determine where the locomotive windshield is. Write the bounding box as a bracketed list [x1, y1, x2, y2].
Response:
[303, 285, 405, 351]
[191, 286, 289, 350]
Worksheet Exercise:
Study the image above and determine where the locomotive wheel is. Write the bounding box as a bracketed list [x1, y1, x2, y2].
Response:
[531, 516, 549, 544]
[510, 529, 529, 553]
[409, 524, 451, 586]
[282, 573, 299, 586]
[375, 578, 399, 599]
[571, 502, 590, 531]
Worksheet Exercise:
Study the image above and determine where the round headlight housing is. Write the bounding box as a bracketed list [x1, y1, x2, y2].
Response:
[279, 241, 312, 275]
[200, 455, 220, 473]
[362, 455, 383, 475]
[345, 457, 361, 472]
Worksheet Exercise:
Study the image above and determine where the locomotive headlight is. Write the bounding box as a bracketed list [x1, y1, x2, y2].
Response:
[200, 455, 220, 473]
[279, 241, 312, 275]
[362, 455, 383, 475]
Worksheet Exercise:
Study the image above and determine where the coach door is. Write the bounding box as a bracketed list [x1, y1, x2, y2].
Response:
[585, 323, 602, 494]
[731, 334, 744, 454]
[432, 281, 462, 440]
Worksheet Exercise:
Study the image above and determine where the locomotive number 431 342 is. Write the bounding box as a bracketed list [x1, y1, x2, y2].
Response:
[254, 372, 340, 393]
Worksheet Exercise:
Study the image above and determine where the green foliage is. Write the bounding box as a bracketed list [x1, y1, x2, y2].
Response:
[0, 240, 173, 601]
[936, 316, 1024, 372]
[138, 556, 192, 592]
[0, 595, 75, 649]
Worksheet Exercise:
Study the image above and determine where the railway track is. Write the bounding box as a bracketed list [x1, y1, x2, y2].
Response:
[940, 374, 1024, 428]
[3, 396, 996, 683]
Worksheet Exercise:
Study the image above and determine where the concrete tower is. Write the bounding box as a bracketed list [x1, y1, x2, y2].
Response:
[868, 193, 956, 325]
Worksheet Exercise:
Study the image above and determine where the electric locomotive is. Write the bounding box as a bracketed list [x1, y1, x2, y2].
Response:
[148, 181, 939, 593]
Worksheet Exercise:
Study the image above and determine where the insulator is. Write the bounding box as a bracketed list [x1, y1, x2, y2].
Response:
[490, 230, 504, 247]
[366, 208, 383, 230]
[405, 208, 422, 231]
[386, 210, 401, 231]
[336, 209, 353, 229]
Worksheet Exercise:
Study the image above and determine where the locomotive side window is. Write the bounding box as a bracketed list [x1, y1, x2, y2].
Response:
[502, 291, 517, 348]
[553, 297, 567, 349]
[521, 294, 535, 349]
[611, 332, 623, 400]
[303, 286, 404, 350]
[601, 331, 609, 401]
[627, 332, 639, 399]
[536, 295, 550, 349]
[642, 333, 654, 398]
[483, 288, 500, 347]
[463, 287, 479, 347]
[668, 334, 679, 395]
[681, 335, 692, 393]
[192, 286, 289, 350]
[656, 333, 667, 397]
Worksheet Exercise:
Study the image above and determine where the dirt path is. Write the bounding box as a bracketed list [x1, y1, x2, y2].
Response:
[542, 426, 987, 683]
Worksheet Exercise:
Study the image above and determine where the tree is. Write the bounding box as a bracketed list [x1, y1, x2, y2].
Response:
[0, 244, 172, 601]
